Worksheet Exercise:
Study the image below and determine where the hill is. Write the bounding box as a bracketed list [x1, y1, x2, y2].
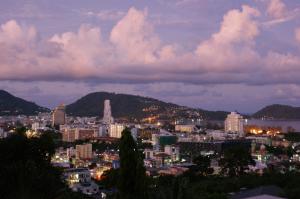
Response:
[252, 104, 300, 120]
[0, 90, 49, 115]
[66, 92, 229, 121]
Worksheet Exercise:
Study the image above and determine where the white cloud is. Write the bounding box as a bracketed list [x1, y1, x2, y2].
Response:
[0, 20, 37, 44]
[263, 0, 300, 27]
[50, 24, 111, 76]
[195, 5, 261, 71]
[110, 7, 161, 64]
[267, 0, 287, 19]
[85, 10, 126, 21]
[0, 6, 300, 87]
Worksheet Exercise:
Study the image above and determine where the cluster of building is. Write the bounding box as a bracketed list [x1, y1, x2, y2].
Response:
[1, 100, 300, 198]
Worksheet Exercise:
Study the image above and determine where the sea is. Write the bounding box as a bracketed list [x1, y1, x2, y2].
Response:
[245, 119, 300, 132]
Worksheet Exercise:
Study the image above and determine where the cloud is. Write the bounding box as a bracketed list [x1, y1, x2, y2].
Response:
[50, 24, 111, 77]
[195, 5, 261, 71]
[85, 10, 126, 21]
[296, 27, 300, 43]
[267, 0, 287, 19]
[0, 6, 300, 87]
[110, 7, 161, 64]
[175, 0, 200, 6]
[262, 0, 300, 27]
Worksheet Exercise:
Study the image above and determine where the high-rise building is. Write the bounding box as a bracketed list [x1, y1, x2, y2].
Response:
[224, 112, 244, 137]
[52, 104, 66, 126]
[103, 99, 114, 124]
[76, 143, 93, 160]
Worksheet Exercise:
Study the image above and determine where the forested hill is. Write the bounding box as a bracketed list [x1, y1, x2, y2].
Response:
[66, 92, 229, 120]
[253, 104, 300, 120]
[0, 90, 49, 115]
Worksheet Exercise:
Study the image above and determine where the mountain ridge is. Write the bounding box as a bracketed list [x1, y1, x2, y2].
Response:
[1, 90, 299, 120]
[252, 104, 300, 120]
[0, 90, 49, 115]
[65, 91, 229, 121]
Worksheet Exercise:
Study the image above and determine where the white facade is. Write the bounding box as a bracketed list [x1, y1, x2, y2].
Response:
[0, 128, 7, 138]
[103, 99, 114, 124]
[206, 130, 227, 140]
[164, 145, 180, 162]
[108, 123, 125, 138]
[224, 112, 244, 137]
[175, 124, 196, 133]
[31, 122, 46, 132]
[64, 168, 99, 195]
[130, 128, 138, 140]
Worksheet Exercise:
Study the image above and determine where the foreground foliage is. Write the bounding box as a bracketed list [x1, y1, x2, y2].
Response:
[0, 128, 89, 199]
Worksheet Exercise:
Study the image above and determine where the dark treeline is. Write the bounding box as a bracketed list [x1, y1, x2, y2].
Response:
[0, 127, 90, 199]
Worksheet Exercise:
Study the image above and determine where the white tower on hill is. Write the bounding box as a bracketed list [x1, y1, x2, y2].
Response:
[103, 99, 114, 124]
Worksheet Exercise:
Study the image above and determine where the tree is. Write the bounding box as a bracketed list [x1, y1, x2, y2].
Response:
[192, 155, 213, 176]
[0, 127, 68, 199]
[118, 128, 148, 199]
[219, 146, 255, 177]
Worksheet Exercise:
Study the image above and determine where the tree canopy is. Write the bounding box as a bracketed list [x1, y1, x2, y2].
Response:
[118, 128, 148, 199]
[0, 127, 89, 199]
[219, 146, 255, 177]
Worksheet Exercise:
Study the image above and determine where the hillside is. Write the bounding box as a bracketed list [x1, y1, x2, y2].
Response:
[0, 90, 49, 115]
[66, 92, 229, 121]
[252, 104, 300, 120]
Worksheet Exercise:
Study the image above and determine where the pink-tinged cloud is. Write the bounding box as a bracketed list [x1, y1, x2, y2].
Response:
[296, 27, 300, 43]
[0, 6, 300, 86]
[195, 5, 261, 72]
[267, 0, 287, 19]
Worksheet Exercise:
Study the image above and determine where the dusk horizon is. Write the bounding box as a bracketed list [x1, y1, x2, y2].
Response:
[2, 1, 300, 198]
[1, 88, 299, 114]
[1, 0, 300, 112]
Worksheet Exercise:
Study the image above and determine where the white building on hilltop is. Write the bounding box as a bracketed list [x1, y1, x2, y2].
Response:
[103, 99, 114, 124]
[224, 112, 244, 137]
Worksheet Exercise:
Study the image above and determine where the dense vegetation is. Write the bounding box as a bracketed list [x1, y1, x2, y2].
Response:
[284, 132, 300, 142]
[147, 172, 300, 199]
[253, 104, 300, 119]
[0, 90, 49, 115]
[66, 91, 229, 120]
[101, 139, 300, 199]
[0, 128, 89, 199]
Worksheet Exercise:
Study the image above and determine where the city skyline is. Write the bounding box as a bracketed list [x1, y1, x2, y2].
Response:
[0, 0, 300, 112]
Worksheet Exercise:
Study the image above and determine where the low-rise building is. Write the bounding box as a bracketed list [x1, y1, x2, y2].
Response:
[164, 145, 180, 162]
[64, 168, 99, 195]
[175, 124, 197, 133]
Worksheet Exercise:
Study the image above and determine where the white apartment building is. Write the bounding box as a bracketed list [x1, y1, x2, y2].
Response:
[108, 123, 125, 138]
[224, 112, 244, 137]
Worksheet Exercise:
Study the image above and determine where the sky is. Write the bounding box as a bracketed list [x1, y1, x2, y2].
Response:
[0, 0, 300, 113]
